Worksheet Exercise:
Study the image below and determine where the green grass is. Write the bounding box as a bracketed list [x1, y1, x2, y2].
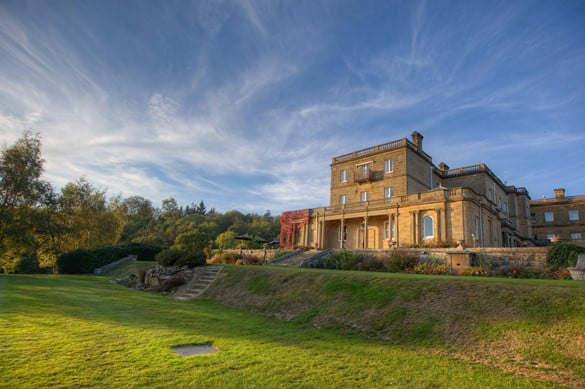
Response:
[1, 270, 583, 388]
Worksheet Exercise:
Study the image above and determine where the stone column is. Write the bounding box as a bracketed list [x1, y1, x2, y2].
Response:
[435, 208, 442, 242]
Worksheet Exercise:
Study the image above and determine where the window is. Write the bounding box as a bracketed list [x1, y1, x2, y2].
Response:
[571, 232, 582, 240]
[474, 216, 480, 241]
[530, 213, 536, 223]
[546, 233, 556, 240]
[384, 159, 394, 173]
[339, 194, 346, 205]
[340, 169, 348, 183]
[384, 187, 394, 201]
[569, 210, 579, 221]
[360, 191, 369, 203]
[544, 212, 554, 222]
[488, 189, 493, 203]
[423, 215, 433, 239]
[384, 220, 396, 240]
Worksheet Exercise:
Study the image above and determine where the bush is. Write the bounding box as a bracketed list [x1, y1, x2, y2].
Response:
[14, 255, 41, 274]
[126, 243, 164, 261]
[208, 251, 241, 264]
[460, 266, 488, 277]
[547, 242, 585, 271]
[92, 246, 130, 267]
[497, 266, 544, 279]
[323, 250, 363, 270]
[241, 255, 262, 265]
[385, 254, 418, 273]
[56, 249, 96, 274]
[354, 257, 388, 272]
[155, 249, 206, 268]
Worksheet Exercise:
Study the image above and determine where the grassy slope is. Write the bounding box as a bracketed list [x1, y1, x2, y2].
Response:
[205, 265, 585, 387]
[0, 267, 583, 388]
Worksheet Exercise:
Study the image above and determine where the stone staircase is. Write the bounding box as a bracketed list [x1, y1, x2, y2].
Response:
[174, 265, 222, 301]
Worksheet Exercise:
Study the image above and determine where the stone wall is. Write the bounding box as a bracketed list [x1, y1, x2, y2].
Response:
[351, 247, 548, 271]
[221, 246, 549, 272]
[221, 249, 279, 260]
[94, 255, 137, 275]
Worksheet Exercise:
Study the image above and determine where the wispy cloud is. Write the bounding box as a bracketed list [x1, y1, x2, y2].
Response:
[1, 0, 584, 213]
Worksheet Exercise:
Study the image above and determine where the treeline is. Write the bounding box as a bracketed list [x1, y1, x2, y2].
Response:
[0, 132, 280, 274]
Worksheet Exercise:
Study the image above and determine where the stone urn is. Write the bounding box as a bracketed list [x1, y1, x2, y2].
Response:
[567, 254, 585, 280]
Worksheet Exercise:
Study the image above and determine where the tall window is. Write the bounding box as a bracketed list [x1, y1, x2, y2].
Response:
[340, 169, 348, 183]
[360, 191, 369, 203]
[544, 212, 554, 222]
[384, 220, 395, 240]
[423, 216, 433, 239]
[384, 187, 394, 201]
[339, 194, 346, 205]
[384, 159, 394, 173]
[569, 210, 579, 221]
[474, 216, 480, 240]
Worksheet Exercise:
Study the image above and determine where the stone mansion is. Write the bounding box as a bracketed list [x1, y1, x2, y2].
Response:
[280, 131, 534, 250]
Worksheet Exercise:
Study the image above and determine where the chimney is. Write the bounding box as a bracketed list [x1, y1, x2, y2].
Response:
[554, 188, 565, 199]
[411, 131, 423, 152]
[439, 162, 450, 171]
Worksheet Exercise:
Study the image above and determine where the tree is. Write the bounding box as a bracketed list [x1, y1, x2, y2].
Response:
[172, 229, 210, 258]
[120, 196, 156, 243]
[0, 132, 52, 271]
[57, 178, 125, 251]
[196, 200, 206, 215]
[215, 230, 238, 249]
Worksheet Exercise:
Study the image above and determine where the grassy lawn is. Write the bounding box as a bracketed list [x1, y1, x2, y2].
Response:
[0, 271, 581, 388]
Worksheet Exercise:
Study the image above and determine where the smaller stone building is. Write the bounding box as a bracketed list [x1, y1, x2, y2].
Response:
[530, 188, 585, 246]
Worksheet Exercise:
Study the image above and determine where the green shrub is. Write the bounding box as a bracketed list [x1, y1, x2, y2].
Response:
[547, 242, 585, 271]
[56, 249, 96, 274]
[14, 255, 41, 274]
[385, 254, 418, 272]
[355, 257, 388, 272]
[496, 266, 545, 279]
[323, 250, 363, 270]
[155, 249, 206, 268]
[92, 246, 130, 267]
[126, 243, 164, 261]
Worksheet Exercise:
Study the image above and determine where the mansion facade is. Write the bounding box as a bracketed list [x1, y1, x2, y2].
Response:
[280, 131, 533, 250]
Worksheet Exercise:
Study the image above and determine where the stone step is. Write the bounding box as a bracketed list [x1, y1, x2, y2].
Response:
[174, 265, 222, 301]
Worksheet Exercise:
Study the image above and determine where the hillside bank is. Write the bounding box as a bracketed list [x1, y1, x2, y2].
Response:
[204, 265, 585, 387]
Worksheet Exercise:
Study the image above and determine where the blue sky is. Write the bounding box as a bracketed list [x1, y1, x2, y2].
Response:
[1, 0, 584, 214]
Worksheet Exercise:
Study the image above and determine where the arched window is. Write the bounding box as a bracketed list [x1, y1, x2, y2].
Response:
[423, 215, 434, 239]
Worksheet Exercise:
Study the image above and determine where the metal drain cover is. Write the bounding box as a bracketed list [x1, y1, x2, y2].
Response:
[172, 344, 219, 356]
